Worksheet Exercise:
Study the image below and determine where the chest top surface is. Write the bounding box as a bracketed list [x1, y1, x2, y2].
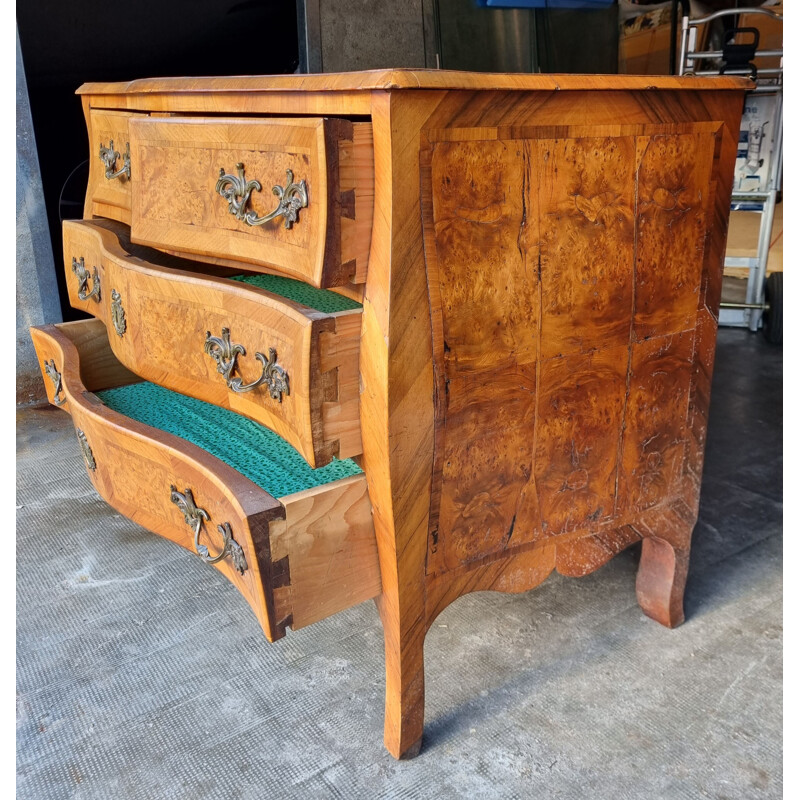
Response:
[78, 68, 751, 96]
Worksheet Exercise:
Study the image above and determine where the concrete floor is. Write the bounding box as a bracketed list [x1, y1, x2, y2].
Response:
[16, 328, 782, 799]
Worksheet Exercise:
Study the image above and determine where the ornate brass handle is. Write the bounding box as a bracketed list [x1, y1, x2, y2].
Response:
[43, 360, 65, 406]
[215, 164, 308, 229]
[204, 328, 290, 402]
[72, 257, 101, 302]
[169, 486, 247, 574]
[99, 140, 131, 181]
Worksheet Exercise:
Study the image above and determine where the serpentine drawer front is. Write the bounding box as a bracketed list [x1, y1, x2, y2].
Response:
[62, 219, 362, 468]
[30, 319, 381, 641]
[38, 70, 751, 759]
[123, 116, 373, 288]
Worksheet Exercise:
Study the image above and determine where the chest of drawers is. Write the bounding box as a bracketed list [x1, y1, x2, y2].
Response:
[30, 70, 747, 759]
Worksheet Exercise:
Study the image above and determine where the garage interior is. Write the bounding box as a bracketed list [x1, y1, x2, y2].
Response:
[16, 1, 783, 797]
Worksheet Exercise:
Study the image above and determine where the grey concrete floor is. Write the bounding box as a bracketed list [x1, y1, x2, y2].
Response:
[16, 328, 782, 799]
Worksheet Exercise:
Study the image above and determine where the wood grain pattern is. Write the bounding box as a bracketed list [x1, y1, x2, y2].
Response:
[632, 500, 696, 627]
[426, 138, 539, 574]
[419, 109, 733, 581]
[619, 330, 696, 514]
[536, 347, 628, 536]
[555, 526, 641, 578]
[270, 476, 382, 630]
[339, 122, 375, 283]
[426, 522, 639, 625]
[127, 117, 373, 288]
[634, 133, 717, 340]
[361, 90, 446, 759]
[318, 312, 362, 460]
[30, 320, 380, 643]
[537, 136, 636, 357]
[40, 317, 142, 393]
[636, 536, 690, 628]
[77, 69, 751, 96]
[421, 125, 716, 577]
[63, 219, 362, 468]
[426, 543, 557, 628]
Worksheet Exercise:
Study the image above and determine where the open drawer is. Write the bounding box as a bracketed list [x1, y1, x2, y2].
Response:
[126, 116, 373, 288]
[63, 219, 362, 468]
[29, 319, 381, 642]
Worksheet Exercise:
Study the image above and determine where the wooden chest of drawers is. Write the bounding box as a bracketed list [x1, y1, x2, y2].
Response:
[31, 70, 747, 759]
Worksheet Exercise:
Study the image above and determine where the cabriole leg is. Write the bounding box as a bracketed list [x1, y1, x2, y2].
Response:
[636, 536, 691, 628]
[378, 597, 425, 759]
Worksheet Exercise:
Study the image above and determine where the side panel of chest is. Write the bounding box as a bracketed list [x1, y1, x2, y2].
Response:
[421, 124, 719, 576]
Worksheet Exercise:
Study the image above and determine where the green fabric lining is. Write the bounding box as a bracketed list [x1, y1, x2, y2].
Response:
[230, 273, 362, 314]
[95, 382, 362, 497]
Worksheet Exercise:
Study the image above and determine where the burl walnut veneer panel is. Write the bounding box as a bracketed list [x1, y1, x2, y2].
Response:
[423, 128, 719, 575]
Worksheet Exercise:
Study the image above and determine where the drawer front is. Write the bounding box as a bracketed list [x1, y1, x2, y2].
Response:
[29, 321, 381, 640]
[127, 116, 373, 288]
[85, 109, 145, 224]
[63, 219, 362, 468]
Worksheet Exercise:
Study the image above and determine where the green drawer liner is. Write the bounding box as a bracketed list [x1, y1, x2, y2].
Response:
[95, 382, 362, 497]
[230, 273, 362, 314]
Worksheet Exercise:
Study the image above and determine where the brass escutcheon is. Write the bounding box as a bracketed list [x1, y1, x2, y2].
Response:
[43, 359, 65, 406]
[76, 429, 96, 471]
[110, 289, 126, 337]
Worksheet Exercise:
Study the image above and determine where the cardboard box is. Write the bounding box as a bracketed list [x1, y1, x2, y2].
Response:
[618, 3, 673, 75]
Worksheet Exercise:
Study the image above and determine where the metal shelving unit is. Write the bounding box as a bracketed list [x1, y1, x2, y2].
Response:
[679, 7, 782, 338]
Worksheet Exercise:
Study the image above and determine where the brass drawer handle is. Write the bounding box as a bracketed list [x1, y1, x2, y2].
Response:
[99, 139, 131, 181]
[72, 257, 101, 302]
[204, 327, 290, 402]
[215, 164, 308, 229]
[169, 486, 247, 574]
[44, 359, 66, 406]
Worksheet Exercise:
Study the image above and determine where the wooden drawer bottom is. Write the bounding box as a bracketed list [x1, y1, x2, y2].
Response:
[29, 319, 381, 641]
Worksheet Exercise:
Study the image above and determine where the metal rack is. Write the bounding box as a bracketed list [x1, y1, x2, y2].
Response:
[679, 7, 782, 337]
